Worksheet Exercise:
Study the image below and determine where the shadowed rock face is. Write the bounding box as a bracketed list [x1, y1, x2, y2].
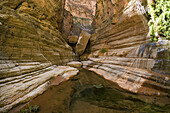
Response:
[65, 0, 96, 29]
[0, 0, 76, 65]
[62, 10, 73, 41]
[65, 0, 96, 19]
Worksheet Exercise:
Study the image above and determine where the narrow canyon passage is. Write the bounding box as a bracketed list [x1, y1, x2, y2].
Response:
[0, 0, 170, 112]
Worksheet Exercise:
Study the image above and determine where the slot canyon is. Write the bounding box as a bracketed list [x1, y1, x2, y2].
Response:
[0, 0, 169, 112]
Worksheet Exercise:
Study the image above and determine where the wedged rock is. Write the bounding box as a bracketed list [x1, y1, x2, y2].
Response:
[68, 36, 79, 44]
[75, 30, 91, 55]
[67, 61, 82, 68]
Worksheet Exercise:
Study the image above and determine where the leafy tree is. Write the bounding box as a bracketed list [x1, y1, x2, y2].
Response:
[147, 0, 170, 41]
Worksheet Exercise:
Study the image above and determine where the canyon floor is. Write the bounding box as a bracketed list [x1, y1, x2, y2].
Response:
[10, 69, 170, 113]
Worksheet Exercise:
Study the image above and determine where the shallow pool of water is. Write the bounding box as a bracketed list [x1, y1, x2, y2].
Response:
[12, 69, 170, 113]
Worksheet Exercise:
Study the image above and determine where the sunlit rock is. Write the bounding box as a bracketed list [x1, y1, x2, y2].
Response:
[75, 30, 91, 55]
[67, 61, 82, 68]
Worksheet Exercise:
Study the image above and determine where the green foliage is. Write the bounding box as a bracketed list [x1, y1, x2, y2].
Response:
[100, 48, 107, 53]
[20, 104, 39, 113]
[148, 0, 170, 41]
[93, 84, 104, 88]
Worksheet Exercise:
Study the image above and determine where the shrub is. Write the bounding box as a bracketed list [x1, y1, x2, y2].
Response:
[20, 104, 39, 113]
[100, 48, 107, 53]
[93, 84, 104, 88]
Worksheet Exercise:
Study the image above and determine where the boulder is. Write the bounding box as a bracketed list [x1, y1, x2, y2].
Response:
[75, 30, 91, 55]
[67, 61, 82, 68]
[68, 36, 79, 44]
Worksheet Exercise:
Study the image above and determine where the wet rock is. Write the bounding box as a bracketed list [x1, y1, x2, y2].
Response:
[67, 61, 82, 68]
[68, 36, 79, 44]
[75, 30, 91, 55]
[82, 58, 170, 96]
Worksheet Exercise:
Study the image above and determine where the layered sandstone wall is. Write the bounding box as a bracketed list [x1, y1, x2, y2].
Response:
[0, 0, 77, 111]
[0, 0, 76, 65]
[86, 0, 170, 96]
[90, 0, 170, 74]
[91, 0, 149, 56]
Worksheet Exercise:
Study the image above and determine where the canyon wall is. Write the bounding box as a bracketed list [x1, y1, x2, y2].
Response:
[65, 0, 96, 19]
[91, 0, 149, 56]
[0, 0, 77, 111]
[90, 0, 170, 75]
[0, 0, 76, 65]
[85, 0, 170, 96]
[65, 0, 96, 28]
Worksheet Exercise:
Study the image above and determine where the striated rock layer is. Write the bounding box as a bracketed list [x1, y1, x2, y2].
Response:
[0, 65, 79, 112]
[0, 0, 76, 65]
[91, 0, 149, 55]
[87, 0, 170, 95]
[0, 0, 77, 112]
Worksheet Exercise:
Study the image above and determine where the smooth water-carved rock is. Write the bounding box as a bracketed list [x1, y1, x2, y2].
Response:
[126, 40, 170, 75]
[84, 0, 170, 96]
[0, 0, 77, 112]
[0, 64, 79, 112]
[76, 30, 91, 55]
[67, 61, 82, 68]
[82, 58, 170, 96]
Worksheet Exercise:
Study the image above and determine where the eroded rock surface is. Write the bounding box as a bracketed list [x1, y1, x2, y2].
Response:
[0, 0, 76, 65]
[67, 61, 82, 68]
[62, 10, 73, 41]
[65, 0, 96, 30]
[0, 0, 78, 112]
[65, 0, 96, 19]
[82, 57, 170, 96]
[91, 0, 149, 55]
[0, 65, 79, 112]
[84, 0, 170, 96]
